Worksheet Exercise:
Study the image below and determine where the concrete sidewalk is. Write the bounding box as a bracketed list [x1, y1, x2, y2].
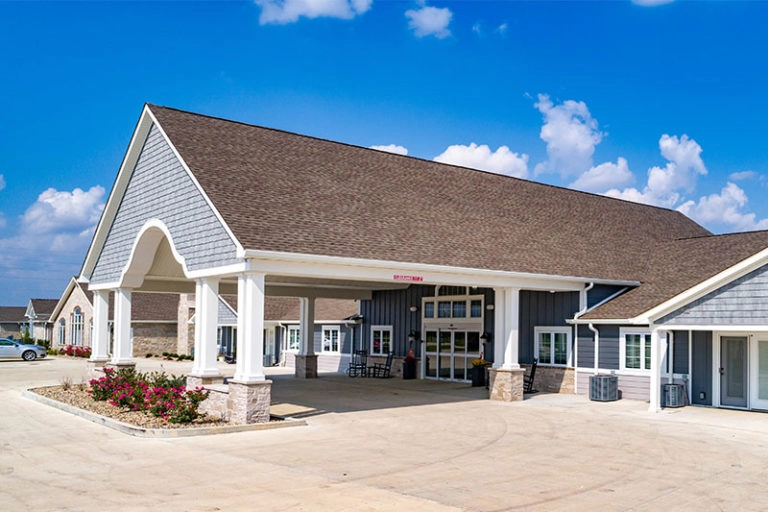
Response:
[2, 357, 768, 511]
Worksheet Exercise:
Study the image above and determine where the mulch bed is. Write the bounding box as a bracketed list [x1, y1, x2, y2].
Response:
[31, 385, 227, 430]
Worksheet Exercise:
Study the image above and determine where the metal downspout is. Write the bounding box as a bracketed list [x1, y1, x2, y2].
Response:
[572, 282, 595, 393]
[588, 323, 600, 375]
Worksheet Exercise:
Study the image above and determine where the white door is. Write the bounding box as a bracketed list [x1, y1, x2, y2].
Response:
[750, 337, 768, 411]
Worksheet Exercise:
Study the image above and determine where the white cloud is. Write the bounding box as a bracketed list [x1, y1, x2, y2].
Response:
[677, 182, 768, 232]
[405, 5, 452, 39]
[729, 170, 758, 181]
[497, 23, 508, 35]
[0, 174, 5, 191]
[434, 143, 529, 178]
[569, 157, 634, 193]
[370, 144, 409, 155]
[22, 186, 105, 236]
[632, 0, 675, 6]
[533, 94, 603, 178]
[605, 134, 707, 208]
[255, 0, 372, 25]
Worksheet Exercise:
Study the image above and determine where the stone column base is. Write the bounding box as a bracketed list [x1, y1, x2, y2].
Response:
[186, 374, 224, 388]
[228, 380, 272, 424]
[295, 355, 318, 379]
[489, 368, 525, 401]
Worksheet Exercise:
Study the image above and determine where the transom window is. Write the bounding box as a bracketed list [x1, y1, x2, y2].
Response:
[322, 326, 340, 353]
[423, 295, 484, 320]
[620, 329, 652, 372]
[287, 326, 301, 352]
[371, 326, 393, 356]
[534, 326, 571, 366]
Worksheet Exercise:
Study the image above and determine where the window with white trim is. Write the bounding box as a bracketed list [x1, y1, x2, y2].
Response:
[371, 325, 393, 356]
[620, 329, 652, 372]
[322, 326, 340, 353]
[287, 326, 301, 352]
[70, 308, 83, 346]
[58, 319, 66, 345]
[534, 326, 571, 366]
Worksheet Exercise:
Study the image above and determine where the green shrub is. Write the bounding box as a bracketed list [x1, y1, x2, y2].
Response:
[145, 353, 153, 358]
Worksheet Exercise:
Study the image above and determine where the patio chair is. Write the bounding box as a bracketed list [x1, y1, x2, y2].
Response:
[368, 352, 394, 378]
[524, 358, 538, 393]
[347, 350, 368, 377]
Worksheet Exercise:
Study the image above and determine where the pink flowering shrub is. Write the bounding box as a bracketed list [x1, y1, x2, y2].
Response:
[88, 368, 209, 423]
[62, 345, 92, 358]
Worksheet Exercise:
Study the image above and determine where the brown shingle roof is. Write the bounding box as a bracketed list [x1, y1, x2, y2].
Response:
[0, 307, 26, 322]
[30, 299, 58, 316]
[149, 105, 710, 283]
[221, 295, 357, 322]
[583, 231, 768, 320]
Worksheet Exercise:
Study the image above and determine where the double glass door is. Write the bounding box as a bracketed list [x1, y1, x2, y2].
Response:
[424, 329, 481, 381]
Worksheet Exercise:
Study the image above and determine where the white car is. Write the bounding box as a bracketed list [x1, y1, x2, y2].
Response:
[0, 338, 47, 361]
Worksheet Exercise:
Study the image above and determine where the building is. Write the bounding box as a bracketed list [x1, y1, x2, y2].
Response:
[77, 104, 768, 423]
[50, 277, 178, 356]
[23, 299, 58, 343]
[0, 307, 26, 339]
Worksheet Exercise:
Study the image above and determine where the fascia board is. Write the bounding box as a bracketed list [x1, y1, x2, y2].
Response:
[242, 249, 639, 291]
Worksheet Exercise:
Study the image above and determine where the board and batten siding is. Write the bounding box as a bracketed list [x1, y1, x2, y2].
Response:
[577, 324, 620, 370]
[658, 264, 768, 325]
[691, 330, 713, 405]
[89, 124, 239, 285]
[519, 290, 579, 364]
[670, 330, 690, 374]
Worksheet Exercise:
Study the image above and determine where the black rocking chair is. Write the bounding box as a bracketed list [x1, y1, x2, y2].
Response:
[368, 352, 394, 378]
[524, 358, 538, 393]
[347, 350, 368, 377]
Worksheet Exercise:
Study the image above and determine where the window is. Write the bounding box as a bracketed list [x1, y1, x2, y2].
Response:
[58, 319, 66, 345]
[438, 301, 451, 318]
[534, 327, 571, 366]
[70, 308, 83, 346]
[287, 326, 301, 352]
[452, 301, 466, 318]
[371, 326, 393, 355]
[425, 296, 484, 320]
[620, 329, 652, 372]
[322, 326, 340, 353]
[470, 300, 482, 318]
[424, 302, 434, 318]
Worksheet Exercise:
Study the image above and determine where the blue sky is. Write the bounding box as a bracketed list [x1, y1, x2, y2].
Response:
[1, 0, 767, 305]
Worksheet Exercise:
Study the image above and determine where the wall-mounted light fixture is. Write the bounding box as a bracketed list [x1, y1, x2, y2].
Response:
[480, 332, 491, 342]
[486, 304, 494, 311]
[408, 330, 421, 344]
[409, 305, 418, 313]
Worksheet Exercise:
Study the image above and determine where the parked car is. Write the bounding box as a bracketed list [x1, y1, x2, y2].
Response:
[0, 338, 47, 361]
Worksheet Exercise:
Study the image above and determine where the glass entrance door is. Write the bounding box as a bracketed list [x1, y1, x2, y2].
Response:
[424, 329, 481, 381]
[720, 336, 748, 408]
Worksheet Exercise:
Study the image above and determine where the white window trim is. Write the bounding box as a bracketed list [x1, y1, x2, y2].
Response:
[321, 325, 341, 354]
[619, 328, 653, 375]
[533, 326, 572, 367]
[370, 325, 393, 356]
[286, 325, 301, 353]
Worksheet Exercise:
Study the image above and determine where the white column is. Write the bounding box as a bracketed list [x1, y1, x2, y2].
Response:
[299, 297, 316, 356]
[192, 277, 220, 377]
[649, 328, 664, 412]
[233, 272, 266, 383]
[89, 290, 110, 362]
[111, 288, 133, 365]
[492, 287, 506, 369]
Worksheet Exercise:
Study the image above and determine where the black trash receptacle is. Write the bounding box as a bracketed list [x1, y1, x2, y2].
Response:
[403, 358, 416, 379]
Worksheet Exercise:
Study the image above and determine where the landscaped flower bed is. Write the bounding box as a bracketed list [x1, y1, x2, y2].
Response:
[89, 367, 210, 424]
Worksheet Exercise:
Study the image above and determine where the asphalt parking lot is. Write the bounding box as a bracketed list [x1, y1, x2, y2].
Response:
[2, 357, 768, 511]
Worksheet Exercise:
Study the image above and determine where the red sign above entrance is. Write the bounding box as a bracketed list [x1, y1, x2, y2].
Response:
[393, 274, 423, 282]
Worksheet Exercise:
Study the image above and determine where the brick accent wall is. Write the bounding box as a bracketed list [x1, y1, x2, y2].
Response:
[133, 323, 177, 356]
[524, 364, 575, 394]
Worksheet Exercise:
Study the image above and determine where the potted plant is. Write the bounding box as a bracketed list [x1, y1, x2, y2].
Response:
[471, 357, 489, 387]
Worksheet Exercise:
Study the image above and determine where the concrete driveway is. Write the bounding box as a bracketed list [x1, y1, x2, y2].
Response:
[2, 357, 768, 511]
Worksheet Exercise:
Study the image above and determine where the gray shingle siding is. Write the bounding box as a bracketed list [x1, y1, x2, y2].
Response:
[659, 265, 768, 325]
[218, 299, 237, 325]
[89, 124, 239, 284]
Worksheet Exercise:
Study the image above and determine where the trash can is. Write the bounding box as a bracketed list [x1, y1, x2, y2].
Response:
[589, 374, 619, 401]
[403, 358, 416, 380]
